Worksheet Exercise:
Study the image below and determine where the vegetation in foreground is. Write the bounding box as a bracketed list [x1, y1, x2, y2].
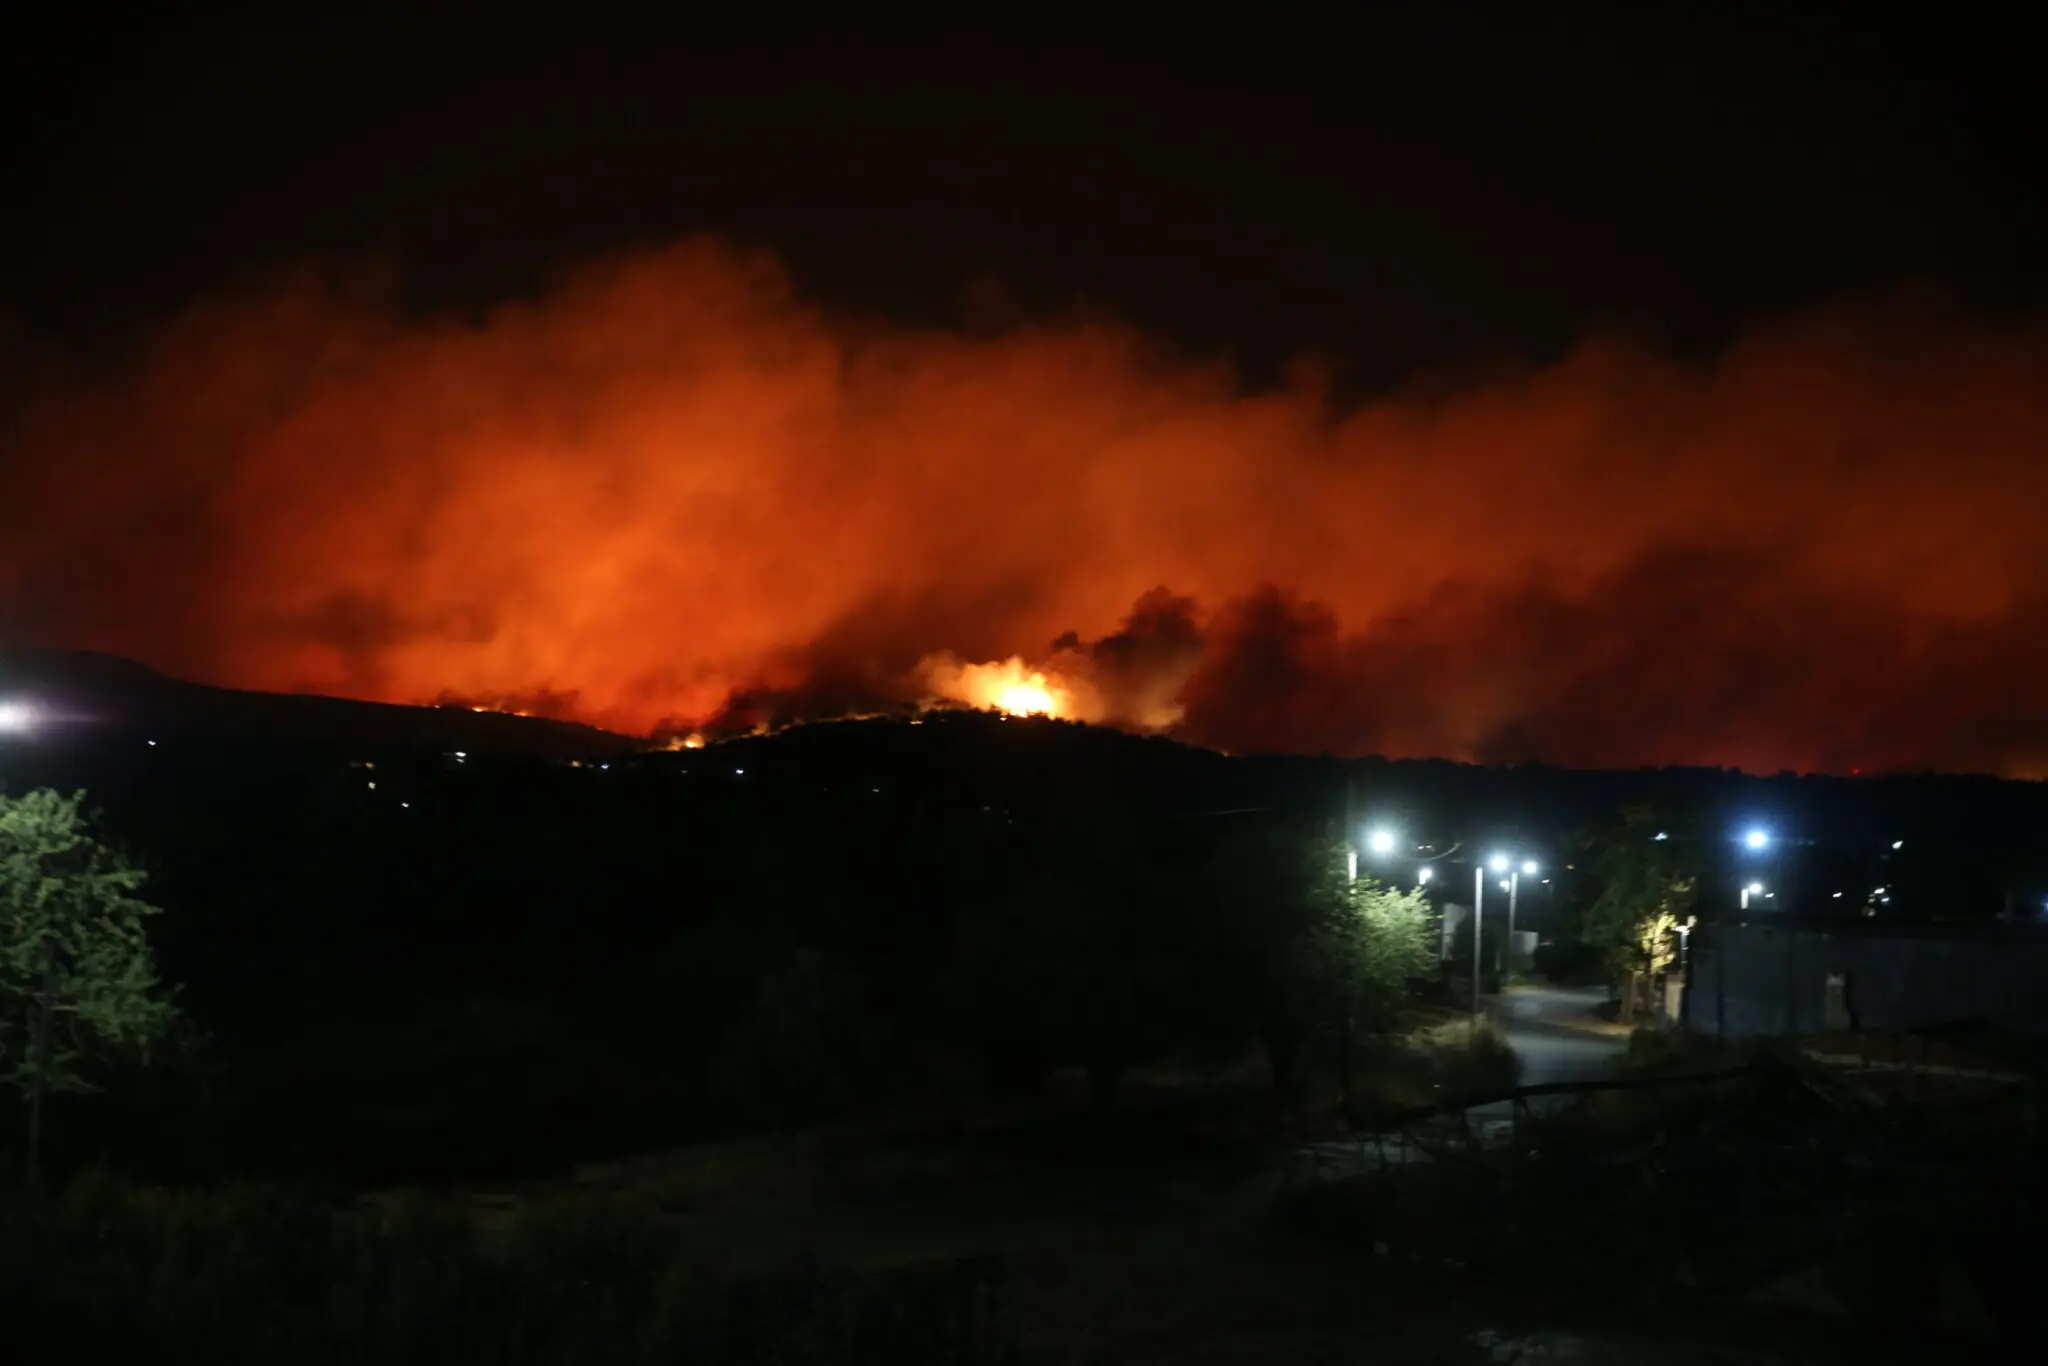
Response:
[0, 1165, 1013, 1366]
[1275, 1046, 2041, 1351]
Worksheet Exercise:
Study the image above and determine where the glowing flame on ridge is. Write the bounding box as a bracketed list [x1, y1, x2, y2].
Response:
[918, 654, 1074, 719]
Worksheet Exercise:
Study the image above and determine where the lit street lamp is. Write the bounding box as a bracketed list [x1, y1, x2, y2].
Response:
[1505, 859, 1538, 980]
[1472, 863, 1490, 1022]
[1741, 880, 1764, 911]
[1367, 828, 1397, 856]
[1474, 852, 1538, 1011]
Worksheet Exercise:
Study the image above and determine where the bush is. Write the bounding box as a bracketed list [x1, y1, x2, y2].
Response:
[1613, 1025, 1758, 1079]
[1429, 1025, 1520, 1105]
[1619, 1025, 1681, 1074]
[0, 1167, 1013, 1365]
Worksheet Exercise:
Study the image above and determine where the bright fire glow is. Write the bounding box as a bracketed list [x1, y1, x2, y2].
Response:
[995, 680, 1056, 717]
[920, 656, 1074, 719]
[9, 237, 2048, 774]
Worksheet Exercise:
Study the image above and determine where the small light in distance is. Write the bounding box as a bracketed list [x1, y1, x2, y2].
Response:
[1744, 830, 1770, 850]
[734, 768, 745, 776]
[1891, 840, 1904, 850]
[1653, 831, 1669, 841]
[1832, 891, 1843, 898]
[1489, 854, 1509, 871]
[1367, 828, 1396, 856]
[1746, 881, 1764, 894]
[1417, 866, 1433, 884]
[146, 739, 157, 747]
[1499, 879, 1511, 891]
[1521, 859, 1539, 876]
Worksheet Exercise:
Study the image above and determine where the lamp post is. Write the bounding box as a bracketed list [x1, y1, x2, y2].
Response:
[1474, 854, 1510, 1020]
[1504, 858, 1538, 980]
[1471, 864, 1486, 1022]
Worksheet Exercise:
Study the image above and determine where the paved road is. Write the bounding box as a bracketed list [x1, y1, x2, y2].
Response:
[1492, 985, 1627, 1088]
[1450, 985, 1630, 1141]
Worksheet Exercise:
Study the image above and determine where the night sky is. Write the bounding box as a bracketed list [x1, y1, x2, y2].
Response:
[5, 8, 2047, 773]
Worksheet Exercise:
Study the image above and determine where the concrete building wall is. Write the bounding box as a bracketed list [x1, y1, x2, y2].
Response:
[1685, 922, 2048, 1037]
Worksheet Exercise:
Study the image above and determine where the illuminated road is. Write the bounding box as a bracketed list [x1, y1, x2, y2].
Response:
[1460, 985, 1628, 1141]
[1491, 986, 1628, 1088]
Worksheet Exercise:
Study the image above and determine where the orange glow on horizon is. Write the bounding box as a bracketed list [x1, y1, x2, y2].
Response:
[4, 238, 2048, 775]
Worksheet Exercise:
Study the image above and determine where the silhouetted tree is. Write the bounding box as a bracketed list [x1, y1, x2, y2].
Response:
[1578, 800, 1701, 1015]
[1, 789, 179, 1176]
[1195, 829, 1433, 1102]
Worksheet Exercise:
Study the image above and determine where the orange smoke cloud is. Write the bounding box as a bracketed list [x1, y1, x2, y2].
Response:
[4, 238, 2048, 774]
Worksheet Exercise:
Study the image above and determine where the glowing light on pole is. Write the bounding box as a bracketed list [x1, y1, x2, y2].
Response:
[1744, 830, 1770, 851]
[1474, 853, 1511, 1014]
[1506, 859, 1537, 980]
[1367, 828, 1396, 856]
[0, 699, 36, 733]
[1472, 864, 1487, 1022]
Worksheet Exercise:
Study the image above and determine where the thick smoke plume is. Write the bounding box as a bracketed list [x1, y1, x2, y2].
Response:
[5, 238, 2048, 774]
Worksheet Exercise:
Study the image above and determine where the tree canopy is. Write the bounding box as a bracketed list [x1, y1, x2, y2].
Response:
[1578, 800, 1701, 983]
[1, 789, 179, 1117]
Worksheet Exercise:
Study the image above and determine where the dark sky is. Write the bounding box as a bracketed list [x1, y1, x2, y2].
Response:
[5, 7, 2040, 383]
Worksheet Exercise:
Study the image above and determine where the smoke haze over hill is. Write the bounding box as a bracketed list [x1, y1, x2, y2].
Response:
[5, 239, 2047, 774]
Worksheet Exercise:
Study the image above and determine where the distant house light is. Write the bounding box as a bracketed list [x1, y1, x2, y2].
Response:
[1654, 832, 1669, 841]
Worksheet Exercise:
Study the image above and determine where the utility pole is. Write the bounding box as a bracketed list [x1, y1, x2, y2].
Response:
[1471, 866, 1486, 1025]
[1504, 869, 1521, 982]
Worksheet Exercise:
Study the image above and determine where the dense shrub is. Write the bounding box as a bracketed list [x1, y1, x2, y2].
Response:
[1429, 1025, 1521, 1104]
[0, 1168, 1013, 1366]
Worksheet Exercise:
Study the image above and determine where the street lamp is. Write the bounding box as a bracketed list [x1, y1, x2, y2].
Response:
[1472, 862, 1492, 1022]
[1474, 852, 1535, 1010]
[0, 699, 35, 733]
[1367, 828, 1397, 856]
[1505, 859, 1538, 981]
[1417, 865, 1433, 884]
[1741, 880, 1764, 911]
[1743, 829, 1770, 851]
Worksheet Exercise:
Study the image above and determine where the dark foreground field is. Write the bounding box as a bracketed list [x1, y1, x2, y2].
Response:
[10, 1036, 2035, 1365]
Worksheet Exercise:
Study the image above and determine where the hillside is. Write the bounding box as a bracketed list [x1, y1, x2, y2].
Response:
[0, 648, 636, 760]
